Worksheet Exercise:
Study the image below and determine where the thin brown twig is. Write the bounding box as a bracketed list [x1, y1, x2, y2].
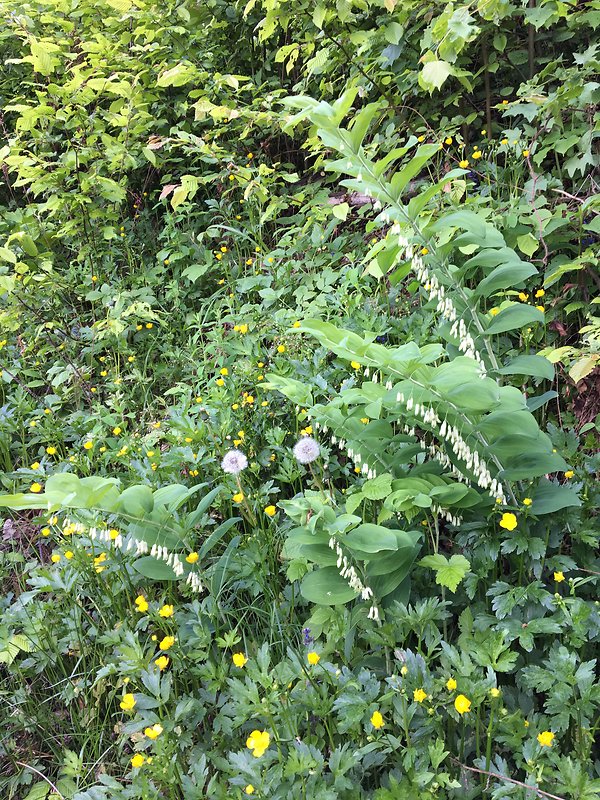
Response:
[451, 757, 567, 800]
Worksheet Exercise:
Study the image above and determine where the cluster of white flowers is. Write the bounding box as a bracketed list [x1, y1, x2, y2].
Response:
[450, 318, 486, 375]
[431, 503, 463, 527]
[395, 394, 507, 503]
[328, 535, 378, 621]
[86, 525, 204, 592]
[396, 392, 441, 428]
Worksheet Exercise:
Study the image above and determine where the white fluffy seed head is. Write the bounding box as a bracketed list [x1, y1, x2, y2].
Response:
[293, 436, 320, 464]
[221, 449, 248, 474]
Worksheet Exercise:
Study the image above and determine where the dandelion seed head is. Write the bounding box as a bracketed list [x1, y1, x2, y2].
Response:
[221, 449, 248, 474]
[293, 436, 320, 464]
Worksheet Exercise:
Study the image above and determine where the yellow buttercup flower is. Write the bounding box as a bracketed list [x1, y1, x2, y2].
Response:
[446, 677, 457, 691]
[420, 247, 429, 255]
[413, 688, 427, 703]
[490, 687, 501, 698]
[522, 149, 530, 157]
[109, 528, 119, 540]
[454, 694, 471, 715]
[185, 552, 199, 564]
[307, 652, 320, 665]
[499, 512, 517, 531]
[112, 426, 122, 435]
[350, 361, 361, 370]
[264, 505, 277, 517]
[30, 482, 43, 493]
[51, 554, 61, 563]
[134, 595, 149, 613]
[120, 693, 136, 711]
[553, 571, 565, 583]
[233, 492, 244, 503]
[472, 151, 482, 159]
[245, 786, 255, 795]
[564, 470, 574, 479]
[220, 367, 229, 376]
[144, 723, 163, 740]
[459, 159, 469, 169]
[535, 288, 545, 298]
[293, 321, 301, 328]
[444, 137, 453, 145]
[155, 655, 169, 670]
[246, 729, 270, 758]
[233, 652, 248, 667]
[277, 344, 286, 353]
[216, 378, 225, 387]
[131, 754, 145, 768]
[31, 462, 41, 470]
[83, 441, 93, 450]
[370, 710, 384, 729]
[159, 635, 175, 651]
[537, 730, 554, 747]
[46, 446, 57, 455]
[523, 498, 532, 506]
[64, 550, 74, 560]
[490, 307, 499, 316]
[158, 604, 174, 618]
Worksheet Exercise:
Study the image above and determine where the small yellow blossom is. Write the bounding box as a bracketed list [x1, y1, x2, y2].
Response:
[360, 417, 369, 424]
[131, 754, 145, 768]
[350, 361, 361, 370]
[446, 678, 457, 691]
[459, 159, 469, 169]
[522, 149, 530, 157]
[246, 730, 270, 758]
[41, 527, 51, 536]
[186, 552, 199, 564]
[155, 655, 169, 670]
[83, 441, 93, 450]
[233, 492, 244, 503]
[277, 344, 286, 353]
[51, 554, 61, 563]
[159, 635, 175, 651]
[454, 694, 471, 715]
[264, 505, 277, 517]
[220, 367, 229, 376]
[64, 550, 74, 560]
[490, 307, 499, 316]
[112, 427, 122, 436]
[293, 321, 301, 328]
[499, 512, 517, 531]
[158, 604, 174, 618]
[46, 446, 57, 455]
[307, 652, 320, 665]
[135, 595, 149, 613]
[537, 731, 554, 747]
[30, 482, 43, 493]
[414, 689, 427, 703]
[444, 137, 453, 145]
[564, 470, 574, 479]
[216, 378, 225, 387]
[472, 151, 482, 159]
[554, 571, 565, 583]
[535, 289, 545, 298]
[536, 305, 545, 312]
[31, 462, 41, 470]
[490, 687, 501, 698]
[501, 138, 508, 145]
[523, 498, 532, 506]
[370, 710, 384, 729]
[420, 247, 429, 255]
[120, 693, 136, 711]
[233, 652, 248, 667]
[245, 787, 255, 795]
[144, 724, 163, 740]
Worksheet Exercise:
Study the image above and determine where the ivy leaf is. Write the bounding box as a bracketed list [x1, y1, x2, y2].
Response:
[419, 554, 470, 592]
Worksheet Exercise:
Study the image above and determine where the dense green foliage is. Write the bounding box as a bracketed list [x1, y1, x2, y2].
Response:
[0, 0, 599, 798]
